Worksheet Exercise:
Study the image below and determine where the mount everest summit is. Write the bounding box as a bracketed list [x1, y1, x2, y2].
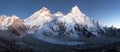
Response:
[0, 6, 120, 51]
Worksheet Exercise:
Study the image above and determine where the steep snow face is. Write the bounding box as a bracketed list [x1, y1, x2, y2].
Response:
[69, 6, 106, 37]
[24, 7, 53, 22]
[71, 6, 86, 25]
[24, 7, 54, 34]
[0, 15, 20, 30]
[57, 15, 76, 32]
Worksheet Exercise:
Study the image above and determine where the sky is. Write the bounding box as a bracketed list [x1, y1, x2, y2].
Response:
[0, 0, 120, 28]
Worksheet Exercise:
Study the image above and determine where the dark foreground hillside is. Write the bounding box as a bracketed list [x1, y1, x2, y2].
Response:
[0, 35, 120, 52]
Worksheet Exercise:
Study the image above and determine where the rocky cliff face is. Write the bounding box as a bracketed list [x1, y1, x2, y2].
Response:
[8, 16, 27, 37]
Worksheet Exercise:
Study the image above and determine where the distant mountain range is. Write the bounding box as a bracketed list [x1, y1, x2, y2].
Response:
[0, 6, 120, 51]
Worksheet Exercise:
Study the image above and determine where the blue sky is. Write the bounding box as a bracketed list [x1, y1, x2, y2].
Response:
[0, 0, 120, 28]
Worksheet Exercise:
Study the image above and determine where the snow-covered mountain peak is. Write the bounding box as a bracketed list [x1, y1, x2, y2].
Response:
[39, 7, 50, 14]
[71, 5, 85, 17]
[64, 5, 87, 26]
[0, 15, 7, 18]
[54, 11, 64, 17]
[24, 7, 54, 34]
[35, 7, 52, 17]
[0, 15, 21, 30]
[11, 15, 20, 20]
[24, 7, 53, 22]
[0, 15, 7, 23]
